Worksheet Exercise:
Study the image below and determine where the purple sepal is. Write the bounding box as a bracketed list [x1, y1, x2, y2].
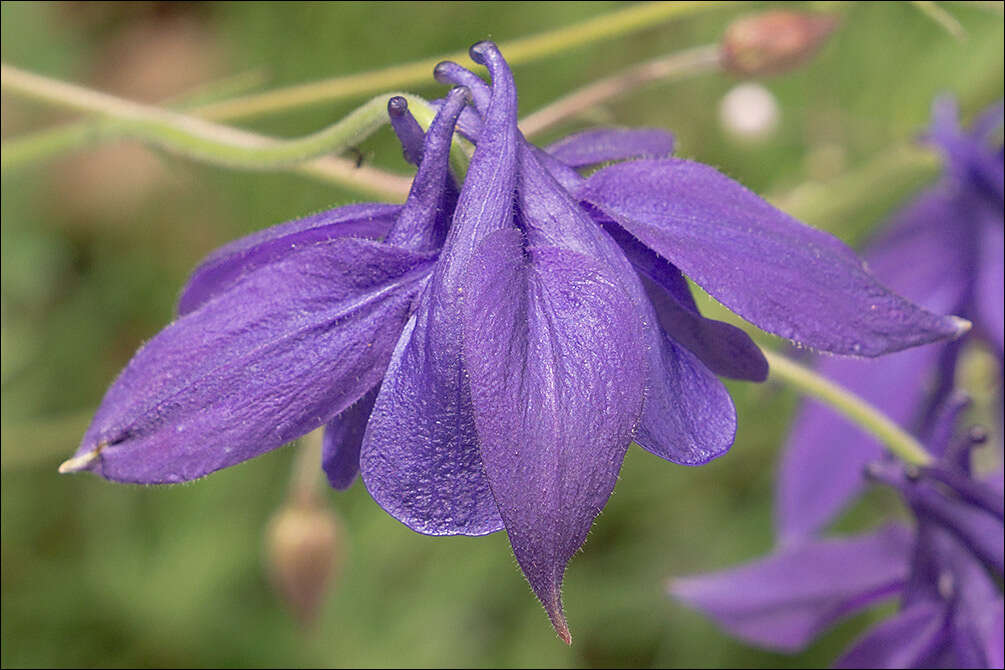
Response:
[545, 128, 675, 167]
[73, 238, 435, 483]
[322, 386, 379, 490]
[580, 159, 965, 357]
[670, 525, 913, 652]
[178, 203, 400, 315]
[607, 222, 768, 382]
[463, 228, 646, 645]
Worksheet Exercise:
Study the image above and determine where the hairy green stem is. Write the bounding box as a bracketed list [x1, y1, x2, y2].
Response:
[1, 63, 413, 167]
[762, 349, 933, 466]
[290, 429, 325, 505]
[1, 64, 469, 199]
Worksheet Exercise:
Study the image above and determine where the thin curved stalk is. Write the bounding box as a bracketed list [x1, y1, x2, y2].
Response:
[762, 349, 934, 466]
[1, 64, 439, 199]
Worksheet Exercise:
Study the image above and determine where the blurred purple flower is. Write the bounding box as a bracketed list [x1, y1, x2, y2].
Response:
[64, 42, 966, 642]
[671, 396, 1004, 668]
[777, 99, 1005, 544]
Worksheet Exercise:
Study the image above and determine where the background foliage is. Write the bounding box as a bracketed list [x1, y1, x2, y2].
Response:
[2, 2, 1002, 667]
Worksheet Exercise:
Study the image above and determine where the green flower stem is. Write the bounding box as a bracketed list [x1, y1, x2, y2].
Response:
[1, 62, 404, 167]
[196, 1, 736, 122]
[291, 429, 326, 505]
[1, 122, 98, 171]
[910, 1, 967, 40]
[1, 64, 469, 199]
[761, 349, 934, 466]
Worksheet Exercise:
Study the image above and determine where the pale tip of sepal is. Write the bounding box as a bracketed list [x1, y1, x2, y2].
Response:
[545, 596, 572, 645]
[58, 449, 99, 474]
[950, 316, 972, 338]
[554, 620, 572, 646]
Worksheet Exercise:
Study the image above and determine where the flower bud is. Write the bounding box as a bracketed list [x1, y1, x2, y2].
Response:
[721, 11, 839, 77]
[265, 496, 343, 627]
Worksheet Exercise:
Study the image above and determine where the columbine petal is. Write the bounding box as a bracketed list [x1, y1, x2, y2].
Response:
[608, 222, 768, 382]
[544, 128, 675, 167]
[387, 95, 426, 165]
[65, 238, 435, 483]
[634, 329, 738, 465]
[670, 525, 913, 652]
[872, 461, 1005, 578]
[360, 46, 518, 536]
[580, 158, 966, 356]
[384, 93, 463, 252]
[462, 228, 646, 643]
[835, 602, 948, 669]
[516, 132, 737, 466]
[322, 386, 378, 490]
[360, 306, 503, 534]
[178, 203, 400, 315]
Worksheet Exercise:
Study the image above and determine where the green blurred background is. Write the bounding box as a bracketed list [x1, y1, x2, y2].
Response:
[2, 2, 1002, 667]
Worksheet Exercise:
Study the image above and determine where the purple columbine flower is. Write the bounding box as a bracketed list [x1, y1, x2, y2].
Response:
[670, 395, 1004, 668]
[64, 41, 967, 642]
[777, 98, 1004, 544]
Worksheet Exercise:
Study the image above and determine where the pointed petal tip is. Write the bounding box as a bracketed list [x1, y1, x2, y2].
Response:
[546, 606, 572, 645]
[58, 449, 100, 474]
[536, 569, 572, 646]
[951, 315, 972, 338]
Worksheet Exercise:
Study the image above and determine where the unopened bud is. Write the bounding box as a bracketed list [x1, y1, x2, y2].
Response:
[265, 497, 342, 627]
[721, 11, 839, 77]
